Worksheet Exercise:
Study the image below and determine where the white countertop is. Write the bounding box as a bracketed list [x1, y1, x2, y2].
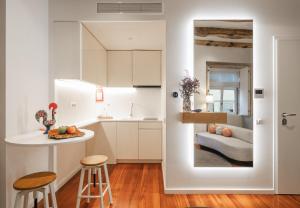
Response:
[5, 117, 163, 146]
[5, 129, 94, 147]
[76, 117, 163, 128]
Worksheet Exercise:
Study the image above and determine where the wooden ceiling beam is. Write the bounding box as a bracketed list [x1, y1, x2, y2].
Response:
[194, 27, 252, 39]
[195, 40, 252, 48]
[206, 61, 252, 69]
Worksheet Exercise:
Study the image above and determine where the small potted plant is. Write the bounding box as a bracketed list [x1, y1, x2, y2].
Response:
[179, 71, 200, 112]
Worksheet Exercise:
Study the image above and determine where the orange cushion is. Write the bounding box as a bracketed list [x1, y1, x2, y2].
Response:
[208, 124, 216, 134]
[222, 127, 232, 137]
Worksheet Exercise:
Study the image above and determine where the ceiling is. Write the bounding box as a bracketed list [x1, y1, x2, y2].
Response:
[83, 21, 165, 50]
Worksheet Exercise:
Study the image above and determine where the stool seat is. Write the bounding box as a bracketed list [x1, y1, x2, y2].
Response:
[80, 155, 108, 166]
[13, 172, 56, 191]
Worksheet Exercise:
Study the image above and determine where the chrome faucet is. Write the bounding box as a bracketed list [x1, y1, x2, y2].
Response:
[129, 102, 134, 117]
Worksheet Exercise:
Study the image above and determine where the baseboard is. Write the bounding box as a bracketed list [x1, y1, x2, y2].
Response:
[164, 188, 275, 194]
[161, 162, 167, 193]
[117, 159, 162, 163]
[56, 165, 82, 190]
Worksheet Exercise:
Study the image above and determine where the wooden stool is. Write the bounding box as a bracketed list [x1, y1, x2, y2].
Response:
[13, 171, 57, 208]
[76, 155, 113, 208]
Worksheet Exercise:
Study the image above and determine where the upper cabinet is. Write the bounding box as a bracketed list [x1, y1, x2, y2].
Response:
[81, 26, 107, 86]
[52, 22, 162, 87]
[52, 21, 81, 79]
[133, 51, 161, 87]
[107, 50, 162, 87]
[52, 22, 107, 86]
[107, 51, 133, 87]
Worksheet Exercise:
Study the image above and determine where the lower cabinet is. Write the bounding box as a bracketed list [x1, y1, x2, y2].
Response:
[86, 122, 117, 164]
[139, 129, 162, 160]
[116, 122, 139, 160]
[86, 121, 162, 163]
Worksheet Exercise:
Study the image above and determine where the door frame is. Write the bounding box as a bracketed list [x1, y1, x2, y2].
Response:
[273, 36, 300, 194]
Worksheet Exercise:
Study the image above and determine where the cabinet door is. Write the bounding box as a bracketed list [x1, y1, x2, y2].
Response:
[107, 51, 133, 87]
[53, 21, 81, 79]
[117, 122, 138, 159]
[86, 122, 117, 164]
[81, 26, 107, 86]
[133, 51, 161, 86]
[139, 129, 162, 160]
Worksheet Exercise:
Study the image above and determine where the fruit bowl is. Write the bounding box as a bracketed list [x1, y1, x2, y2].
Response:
[48, 127, 85, 140]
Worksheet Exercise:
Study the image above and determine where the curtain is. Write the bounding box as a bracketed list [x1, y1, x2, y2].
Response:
[209, 70, 240, 88]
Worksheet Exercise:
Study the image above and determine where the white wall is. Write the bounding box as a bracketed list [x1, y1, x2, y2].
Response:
[55, 81, 162, 123]
[96, 88, 162, 118]
[165, 0, 300, 192]
[0, 0, 6, 206]
[55, 80, 97, 126]
[5, 0, 49, 206]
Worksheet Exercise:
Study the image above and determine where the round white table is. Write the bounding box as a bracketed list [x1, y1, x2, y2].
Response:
[5, 129, 94, 208]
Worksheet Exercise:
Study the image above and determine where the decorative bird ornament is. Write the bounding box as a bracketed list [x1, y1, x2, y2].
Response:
[35, 102, 58, 134]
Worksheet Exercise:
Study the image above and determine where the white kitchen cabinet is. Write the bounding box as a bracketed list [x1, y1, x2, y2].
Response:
[138, 122, 162, 160]
[139, 129, 162, 160]
[133, 50, 161, 86]
[116, 122, 139, 159]
[81, 26, 107, 86]
[52, 21, 81, 79]
[86, 122, 117, 164]
[107, 51, 133, 87]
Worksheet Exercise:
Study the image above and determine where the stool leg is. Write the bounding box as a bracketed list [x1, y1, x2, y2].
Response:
[42, 188, 49, 208]
[97, 167, 104, 208]
[104, 163, 113, 204]
[93, 168, 96, 188]
[33, 191, 38, 208]
[76, 168, 85, 208]
[49, 183, 58, 208]
[87, 168, 91, 203]
[23, 192, 29, 208]
[14, 192, 22, 208]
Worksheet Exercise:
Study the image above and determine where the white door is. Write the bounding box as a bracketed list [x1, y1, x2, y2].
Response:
[275, 37, 300, 194]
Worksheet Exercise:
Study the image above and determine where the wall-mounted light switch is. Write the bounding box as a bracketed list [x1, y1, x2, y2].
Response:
[256, 119, 263, 125]
[254, 88, 264, 98]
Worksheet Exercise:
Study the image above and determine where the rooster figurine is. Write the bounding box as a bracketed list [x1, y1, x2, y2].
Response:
[35, 102, 58, 134]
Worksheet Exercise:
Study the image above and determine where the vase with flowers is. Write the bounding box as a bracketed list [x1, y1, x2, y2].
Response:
[179, 71, 200, 112]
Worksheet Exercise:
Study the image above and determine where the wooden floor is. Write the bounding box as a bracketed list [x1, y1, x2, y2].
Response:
[49, 164, 300, 208]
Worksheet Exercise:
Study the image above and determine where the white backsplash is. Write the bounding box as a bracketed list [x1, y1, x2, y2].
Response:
[54, 80, 162, 125]
[97, 87, 162, 119]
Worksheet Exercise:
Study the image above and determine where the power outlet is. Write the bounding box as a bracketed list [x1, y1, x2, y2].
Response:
[70, 102, 77, 108]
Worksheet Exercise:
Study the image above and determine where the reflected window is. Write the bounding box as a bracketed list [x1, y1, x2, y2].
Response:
[209, 88, 237, 113]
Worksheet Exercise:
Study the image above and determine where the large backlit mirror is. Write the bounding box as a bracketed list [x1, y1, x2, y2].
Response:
[193, 20, 253, 167]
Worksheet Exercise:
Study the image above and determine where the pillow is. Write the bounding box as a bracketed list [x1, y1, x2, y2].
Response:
[222, 127, 232, 137]
[208, 124, 216, 134]
[216, 126, 223, 135]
